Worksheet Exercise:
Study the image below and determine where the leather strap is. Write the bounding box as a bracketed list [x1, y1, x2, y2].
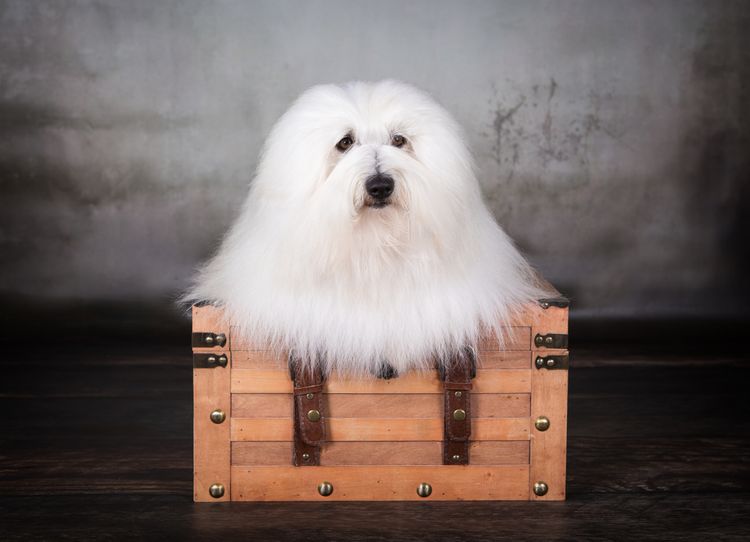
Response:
[440, 347, 475, 465]
[289, 353, 326, 466]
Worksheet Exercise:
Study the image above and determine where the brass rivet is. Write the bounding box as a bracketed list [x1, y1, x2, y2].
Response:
[307, 409, 321, 422]
[534, 335, 544, 346]
[216, 354, 228, 367]
[318, 481, 333, 496]
[306, 393, 314, 400]
[541, 301, 550, 309]
[210, 409, 226, 424]
[452, 409, 466, 421]
[215, 333, 227, 347]
[533, 481, 549, 496]
[452, 454, 461, 461]
[534, 416, 550, 431]
[302, 453, 310, 461]
[205, 335, 215, 346]
[209, 483, 225, 498]
[535, 356, 544, 368]
[417, 483, 432, 498]
[454, 391, 462, 398]
[546, 358, 556, 368]
[207, 355, 217, 365]
[545, 336, 554, 346]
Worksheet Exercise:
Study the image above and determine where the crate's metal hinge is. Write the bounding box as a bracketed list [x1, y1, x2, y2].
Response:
[193, 352, 228, 368]
[538, 297, 570, 309]
[534, 333, 568, 349]
[535, 354, 569, 370]
[192, 332, 227, 348]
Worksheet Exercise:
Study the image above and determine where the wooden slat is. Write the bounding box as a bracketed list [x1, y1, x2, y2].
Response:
[231, 369, 531, 394]
[232, 350, 288, 370]
[530, 304, 569, 501]
[232, 394, 293, 418]
[478, 351, 530, 369]
[478, 326, 531, 351]
[231, 417, 529, 442]
[232, 441, 529, 466]
[230, 465, 530, 501]
[231, 393, 530, 419]
[232, 350, 531, 370]
[193, 304, 231, 502]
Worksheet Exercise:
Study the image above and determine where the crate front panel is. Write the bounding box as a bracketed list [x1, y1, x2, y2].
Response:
[193, 303, 568, 501]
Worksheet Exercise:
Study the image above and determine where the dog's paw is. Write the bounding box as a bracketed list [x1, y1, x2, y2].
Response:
[375, 363, 398, 380]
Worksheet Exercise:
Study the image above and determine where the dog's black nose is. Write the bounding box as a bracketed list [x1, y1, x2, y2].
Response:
[365, 174, 394, 200]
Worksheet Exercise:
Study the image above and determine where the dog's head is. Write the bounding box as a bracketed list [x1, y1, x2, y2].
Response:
[190, 81, 549, 374]
[253, 80, 481, 249]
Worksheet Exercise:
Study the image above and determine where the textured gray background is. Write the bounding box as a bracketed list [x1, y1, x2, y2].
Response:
[1, 0, 748, 317]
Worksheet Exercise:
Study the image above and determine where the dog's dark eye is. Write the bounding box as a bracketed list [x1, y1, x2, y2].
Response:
[336, 135, 354, 152]
[391, 134, 407, 148]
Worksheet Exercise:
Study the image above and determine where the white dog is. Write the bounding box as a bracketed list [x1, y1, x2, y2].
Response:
[185, 80, 552, 376]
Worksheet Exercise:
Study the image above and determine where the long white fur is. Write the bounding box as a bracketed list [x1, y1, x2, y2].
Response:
[184, 80, 552, 376]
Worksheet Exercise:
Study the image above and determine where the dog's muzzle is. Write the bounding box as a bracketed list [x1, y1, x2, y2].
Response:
[364, 173, 394, 208]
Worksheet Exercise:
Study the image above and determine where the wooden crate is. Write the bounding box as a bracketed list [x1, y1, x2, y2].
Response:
[192, 300, 569, 501]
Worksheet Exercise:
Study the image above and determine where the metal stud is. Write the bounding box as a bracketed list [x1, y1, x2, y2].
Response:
[452, 409, 466, 421]
[307, 409, 321, 422]
[533, 481, 549, 496]
[417, 483, 432, 498]
[545, 336, 554, 346]
[302, 453, 310, 461]
[546, 358, 557, 368]
[214, 333, 227, 347]
[452, 454, 461, 461]
[306, 393, 314, 400]
[534, 335, 544, 347]
[209, 483, 225, 498]
[210, 409, 226, 424]
[204, 335, 215, 346]
[318, 481, 334, 497]
[535, 356, 545, 369]
[454, 391, 462, 398]
[534, 416, 550, 431]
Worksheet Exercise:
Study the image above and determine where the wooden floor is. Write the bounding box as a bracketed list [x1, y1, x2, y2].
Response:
[1, 339, 749, 541]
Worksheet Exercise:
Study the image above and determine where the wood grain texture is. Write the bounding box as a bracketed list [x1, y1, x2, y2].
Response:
[230, 465, 530, 501]
[231, 417, 529, 442]
[231, 393, 531, 419]
[232, 441, 530, 466]
[192, 305, 231, 502]
[231, 369, 531, 394]
[530, 305, 569, 501]
[192, 304, 231, 353]
[530, 302, 568, 348]
[478, 351, 531, 369]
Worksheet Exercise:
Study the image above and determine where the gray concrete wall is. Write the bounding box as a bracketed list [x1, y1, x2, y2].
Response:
[1, 0, 748, 316]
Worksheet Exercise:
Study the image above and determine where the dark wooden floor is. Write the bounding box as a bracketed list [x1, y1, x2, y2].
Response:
[1, 335, 749, 541]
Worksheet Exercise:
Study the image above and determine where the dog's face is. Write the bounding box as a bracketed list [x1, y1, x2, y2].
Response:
[255, 80, 479, 245]
[330, 130, 406, 210]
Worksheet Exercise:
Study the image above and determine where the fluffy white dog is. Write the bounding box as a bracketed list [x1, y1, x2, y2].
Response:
[185, 80, 551, 376]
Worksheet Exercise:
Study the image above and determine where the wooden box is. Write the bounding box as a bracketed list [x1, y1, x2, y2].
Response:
[192, 299, 569, 501]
